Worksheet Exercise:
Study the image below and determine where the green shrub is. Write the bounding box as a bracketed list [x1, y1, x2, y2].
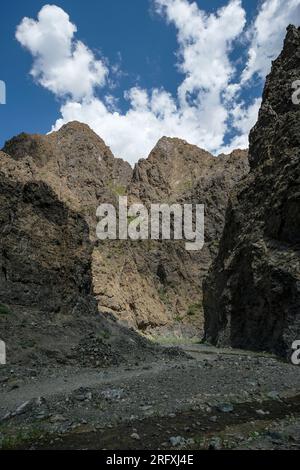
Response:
[158, 287, 168, 303]
[108, 181, 127, 197]
[0, 304, 11, 315]
[187, 303, 201, 316]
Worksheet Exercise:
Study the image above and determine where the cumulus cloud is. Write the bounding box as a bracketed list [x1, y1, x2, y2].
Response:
[242, 0, 300, 83]
[15, 1, 300, 164]
[16, 4, 108, 100]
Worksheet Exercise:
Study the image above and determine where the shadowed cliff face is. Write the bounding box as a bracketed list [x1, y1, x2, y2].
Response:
[203, 26, 300, 358]
[0, 151, 99, 364]
[1, 122, 248, 336]
[0, 149, 174, 367]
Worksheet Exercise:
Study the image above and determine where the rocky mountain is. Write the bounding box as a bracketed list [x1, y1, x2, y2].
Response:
[203, 26, 300, 358]
[0, 120, 248, 349]
[95, 139, 248, 334]
[2, 122, 132, 233]
[0, 147, 172, 367]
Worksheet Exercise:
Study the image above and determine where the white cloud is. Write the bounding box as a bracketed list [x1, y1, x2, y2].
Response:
[15, 1, 299, 164]
[232, 98, 262, 135]
[16, 4, 108, 100]
[242, 0, 300, 83]
[220, 97, 262, 153]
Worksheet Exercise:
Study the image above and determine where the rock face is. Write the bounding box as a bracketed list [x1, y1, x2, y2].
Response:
[0, 148, 170, 366]
[0, 150, 99, 364]
[94, 138, 248, 333]
[1, 122, 248, 341]
[0, 153, 94, 314]
[203, 26, 300, 357]
[2, 122, 132, 233]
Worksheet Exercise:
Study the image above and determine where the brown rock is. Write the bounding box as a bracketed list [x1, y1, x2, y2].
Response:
[1, 122, 248, 339]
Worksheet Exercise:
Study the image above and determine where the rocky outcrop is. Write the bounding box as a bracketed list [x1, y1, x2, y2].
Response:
[0, 150, 99, 364]
[1, 122, 248, 338]
[3, 122, 132, 233]
[0, 149, 175, 366]
[203, 26, 300, 357]
[95, 139, 249, 333]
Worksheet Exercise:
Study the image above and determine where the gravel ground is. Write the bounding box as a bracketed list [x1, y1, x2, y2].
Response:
[0, 344, 299, 450]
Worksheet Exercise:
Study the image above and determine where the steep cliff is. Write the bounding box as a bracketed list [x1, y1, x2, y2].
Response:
[0, 149, 168, 366]
[203, 26, 300, 357]
[1, 123, 248, 337]
[94, 138, 249, 333]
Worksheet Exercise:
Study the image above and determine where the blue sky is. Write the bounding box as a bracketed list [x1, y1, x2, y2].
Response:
[0, 0, 299, 163]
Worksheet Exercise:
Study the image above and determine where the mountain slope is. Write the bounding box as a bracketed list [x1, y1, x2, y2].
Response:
[1, 123, 248, 337]
[93, 138, 249, 333]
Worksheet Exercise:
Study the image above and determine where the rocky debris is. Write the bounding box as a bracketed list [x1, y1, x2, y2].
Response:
[169, 436, 186, 447]
[217, 403, 234, 413]
[203, 26, 300, 358]
[101, 388, 125, 401]
[208, 437, 222, 450]
[168, 435, 195, 448]
[72, 388, 93, 403]
[0, 347, 299, 450]
[256, 409, 270, 416]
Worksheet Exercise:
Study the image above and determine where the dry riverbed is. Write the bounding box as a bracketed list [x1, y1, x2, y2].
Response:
[0, 344, 299, 450]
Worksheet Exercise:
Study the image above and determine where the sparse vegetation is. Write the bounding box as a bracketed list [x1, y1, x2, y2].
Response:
[108, 181, 127, 197]
[174, 314, 183, 323]
[158, 287, 168, 303]
[0, 425, 47, 450]
[148, 334, 199, 345]
[187, 303, 202, 316]
[98, 330, 111, 340]
[0, 303, 11, 315]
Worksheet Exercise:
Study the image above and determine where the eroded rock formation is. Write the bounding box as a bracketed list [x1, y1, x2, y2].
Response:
[95, 139, 248, 334]
[1, 121, 248, 341]
[203, 26, 300, 357]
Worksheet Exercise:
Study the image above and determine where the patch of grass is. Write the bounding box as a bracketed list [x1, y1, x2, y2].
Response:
[108, 181, 127, 197]
[0, 304, 11, 315]
[177, 179, 193, 193]
[174, 315, 183, 323]
[187, 303, 202, 317]
[148, 335, 199, 346]
[98, 330, 111, 340]
[0, 426, 47, 450]
[158, 287, 168, 303]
